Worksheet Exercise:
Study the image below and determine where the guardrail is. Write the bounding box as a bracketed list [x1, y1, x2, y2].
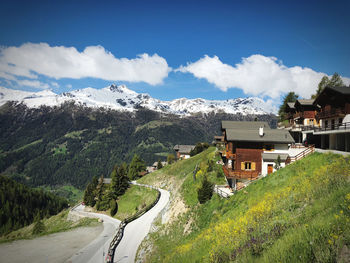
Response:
[302, 122, 350, 133]
[214, 185, 231, 198]
[106, 183, 161, 263]
[286, 145, 315, 164]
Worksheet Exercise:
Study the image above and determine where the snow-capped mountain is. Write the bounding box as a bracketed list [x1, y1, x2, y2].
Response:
[0, 84, 276, 115]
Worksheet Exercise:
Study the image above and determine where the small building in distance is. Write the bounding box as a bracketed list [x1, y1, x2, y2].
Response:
[219, 121, 294, 189]
[173, 145, 195, 160]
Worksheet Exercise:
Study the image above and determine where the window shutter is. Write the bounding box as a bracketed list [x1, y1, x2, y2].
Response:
[241, 162, 245, 170]
[252, 162, 256, 170]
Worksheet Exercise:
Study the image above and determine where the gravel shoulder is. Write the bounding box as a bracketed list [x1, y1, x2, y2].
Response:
[0, 225, 103, 263]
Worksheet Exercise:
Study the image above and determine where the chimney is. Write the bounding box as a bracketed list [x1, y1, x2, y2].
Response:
[259, 126, 264, 137]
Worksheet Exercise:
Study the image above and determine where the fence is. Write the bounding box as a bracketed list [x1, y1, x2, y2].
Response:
[106, 184, 161, 263]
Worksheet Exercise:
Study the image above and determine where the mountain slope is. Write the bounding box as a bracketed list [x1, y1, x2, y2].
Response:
[137, 151, 350, 263]
[0, 84, 276, 115]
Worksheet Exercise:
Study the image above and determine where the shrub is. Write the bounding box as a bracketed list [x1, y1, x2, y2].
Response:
[110, 200, 118, 217]
[197, 175, 214, 204]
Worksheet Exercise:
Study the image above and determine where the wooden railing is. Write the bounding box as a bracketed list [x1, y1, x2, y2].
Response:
[316, 108, 346, 119]
[286, 145, 315, 164]
[302, 122, 350, 133]
[214, 185, 231, 198]
[222, 165, 259, 180]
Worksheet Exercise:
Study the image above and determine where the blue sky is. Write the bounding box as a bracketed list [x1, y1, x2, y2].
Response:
[0, 0, 349, 104]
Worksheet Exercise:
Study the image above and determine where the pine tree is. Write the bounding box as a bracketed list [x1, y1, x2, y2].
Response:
[197, 175, 214, 204]
[110, 163, 129, 199]
[127, 154, 146, 180]
[110, 200, 118, 217]
[167, 154, 175, 164]
[32, 213, 45, 235]
[278, 92, 299, 121]
[274, 155, 282, 171]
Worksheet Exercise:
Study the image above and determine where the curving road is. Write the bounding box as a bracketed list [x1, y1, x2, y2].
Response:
[69, 184, 170, 263]
[67, 205, 121, 263]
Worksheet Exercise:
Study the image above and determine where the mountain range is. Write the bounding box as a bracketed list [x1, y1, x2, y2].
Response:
[0, 84, 276, 115]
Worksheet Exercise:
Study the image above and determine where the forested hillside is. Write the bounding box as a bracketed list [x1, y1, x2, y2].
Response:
[0, 175, 68, 235]
[0, 102, 276, 190]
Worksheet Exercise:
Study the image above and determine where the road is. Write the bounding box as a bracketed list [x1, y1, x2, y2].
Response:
[70, 184, 170, 263]
[113, 187, 170, 263]
[67, 205, 121, 263]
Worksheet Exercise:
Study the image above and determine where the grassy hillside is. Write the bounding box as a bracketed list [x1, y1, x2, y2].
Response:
[138, 150, 350, 263]
[0, 209, 99, 243]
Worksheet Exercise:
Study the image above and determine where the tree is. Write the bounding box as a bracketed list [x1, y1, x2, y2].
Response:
[167, 154, 175, 164]
[110, 163, 129, 199]
[278, 92, 299, 121]
[110, 200, 118, 217]
[190, 142, 210, 156]
[127, 154, 146, 180]
[157, 159, 163, 170]
[197, 175, 214, 204]
[274, 155, 282, 171]
[83, 176, 98, 207]
[32, 213, 45, 235]
[312, 73, 345, 99]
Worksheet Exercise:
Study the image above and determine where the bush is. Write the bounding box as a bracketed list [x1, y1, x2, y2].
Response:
[197, 175, 214, 204]
[32, 214, 45, 235]
[110, 200, 118, 217]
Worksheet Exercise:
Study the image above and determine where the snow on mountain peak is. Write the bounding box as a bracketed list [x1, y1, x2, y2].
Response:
[0, 85, 276, 115]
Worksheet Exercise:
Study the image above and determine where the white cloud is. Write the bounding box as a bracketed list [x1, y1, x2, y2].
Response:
[17, 79, 50, 90]
[177, 55, 350, 98]
[51, 82, 59, 88]
[66, 84, 72, 89]
[0, 43, 171, 85]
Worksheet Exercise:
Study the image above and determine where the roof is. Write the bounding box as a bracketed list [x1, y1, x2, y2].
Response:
[262, 153, 289, 162]
[221, 121, 271, 130]
[173, 145, 195, 153]
[286, 102, 295, 109]
[314, 86, 350, 106]
[295, 99, 315, 106]
[103, 178, 112, 184]
[226, 129, 294, 143]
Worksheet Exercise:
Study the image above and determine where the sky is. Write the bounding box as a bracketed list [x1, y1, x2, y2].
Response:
[0, 0, 349, 106]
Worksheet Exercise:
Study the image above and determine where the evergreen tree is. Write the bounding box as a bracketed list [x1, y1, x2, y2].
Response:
[83, 176, 98, 207]
[312, 73, 345, 99]
[157, 159, 163, 170]
[278, 92, 299, 121]
[110, 199, 118, 217]
[197, 175, 214, 204]
[32, 213, 45, 235]
[110, 163, 129, 199]
[274, 155, 282, 171]
[127, 154, 146, 180]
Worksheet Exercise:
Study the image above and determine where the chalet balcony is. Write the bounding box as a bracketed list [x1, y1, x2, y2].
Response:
[222, 165, 259, 180]
[224, 151, 236, 160]
[316, 108, 346, 119]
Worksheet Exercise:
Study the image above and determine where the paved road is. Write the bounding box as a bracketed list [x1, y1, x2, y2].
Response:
[67, 205, 121, 263]
[70, 184, 170, 263]
[113, 187, 170, 263]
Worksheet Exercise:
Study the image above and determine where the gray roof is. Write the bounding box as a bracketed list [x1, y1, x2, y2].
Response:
[326, 86, 350, 95]
[287, 102, 295, 109]
[221, 121, 271, 130]
[173, 145, 195, 153]
[226, 129, 294, 143]
[296, 99, 314, 106]
[262, 153, 289, 162]
[103, 178, 112, 184]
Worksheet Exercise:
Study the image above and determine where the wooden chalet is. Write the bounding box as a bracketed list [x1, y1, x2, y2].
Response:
[173, 145, 195, 160]
[219, 121, 294, 189]
[304, 86, 350, 152]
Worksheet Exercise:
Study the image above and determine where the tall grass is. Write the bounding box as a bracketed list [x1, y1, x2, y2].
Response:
[143, 152, 350, 263]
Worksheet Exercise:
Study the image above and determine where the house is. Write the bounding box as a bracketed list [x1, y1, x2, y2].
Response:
[285, 99, 320, 143]
[173, 145, 195, 160]
[219, 121, 294, 189]
[303, 86, 350, 152]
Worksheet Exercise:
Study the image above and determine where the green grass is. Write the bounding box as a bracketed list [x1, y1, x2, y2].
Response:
[140, 151, 350, 263]
[0, 209, 100, 243]
[12, 139, 43, 152]
[39, 185, 83, 204]
[64, 129, 87, 138]
[114, 185, 159, 220]
[135, 120, 173, 133]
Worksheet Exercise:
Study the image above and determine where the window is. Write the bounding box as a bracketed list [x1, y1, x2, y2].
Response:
[339, 118, 343, 124]
[241, 162, 256, 170]
[325, 120, 328, 128]
[264, 144, 274, 151]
